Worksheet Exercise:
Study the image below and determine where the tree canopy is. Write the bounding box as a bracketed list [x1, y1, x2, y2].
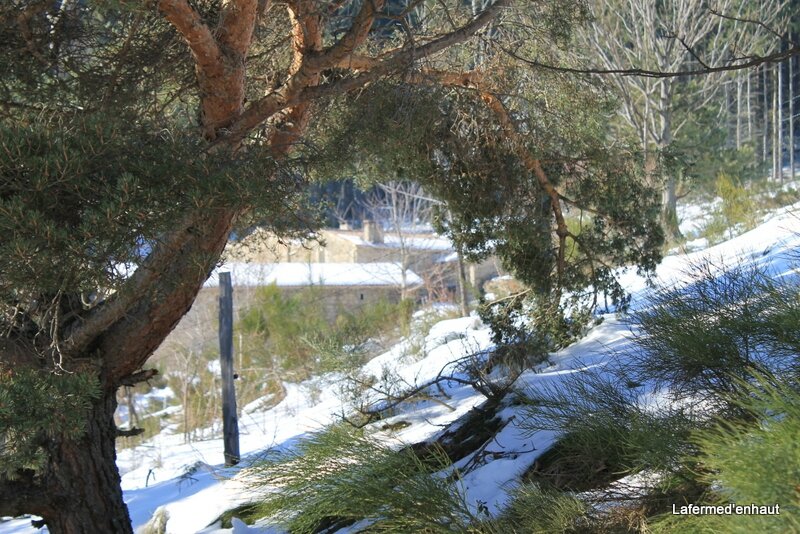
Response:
[1, 0, 781, 531]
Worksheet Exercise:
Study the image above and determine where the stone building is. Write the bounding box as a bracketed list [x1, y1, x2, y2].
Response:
[204, 262, 423, 322]
[225, 221, 502, 298]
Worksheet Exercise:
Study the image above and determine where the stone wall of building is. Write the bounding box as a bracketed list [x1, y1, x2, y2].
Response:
[224, 227, 505, 301]
[279, 284, 404, 322]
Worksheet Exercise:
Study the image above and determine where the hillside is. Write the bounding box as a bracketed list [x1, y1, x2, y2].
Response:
[2, 202, 799, 534]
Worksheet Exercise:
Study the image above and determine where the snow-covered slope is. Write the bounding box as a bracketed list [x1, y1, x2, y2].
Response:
[3, 204, 799, 534]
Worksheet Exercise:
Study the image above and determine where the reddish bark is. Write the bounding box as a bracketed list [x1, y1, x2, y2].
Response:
[0, 1, 513, 530]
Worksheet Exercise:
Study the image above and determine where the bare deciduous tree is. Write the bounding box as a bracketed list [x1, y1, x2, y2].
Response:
[582, 0, 787, 235]
[365, 180, 437, 298]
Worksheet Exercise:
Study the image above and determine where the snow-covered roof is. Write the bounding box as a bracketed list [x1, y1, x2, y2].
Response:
[382, 234, 453, 251]
[204, 262, 423, 288]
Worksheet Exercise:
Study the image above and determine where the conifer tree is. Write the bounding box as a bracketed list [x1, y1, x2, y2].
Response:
[0, 1, 667, 531]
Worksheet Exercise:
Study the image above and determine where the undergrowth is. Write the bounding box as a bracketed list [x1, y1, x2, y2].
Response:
[239, 284, 414, 379]
[224, 258, 800, 533]
[245, 424, 480, 533]
[651, 377, 800, 533]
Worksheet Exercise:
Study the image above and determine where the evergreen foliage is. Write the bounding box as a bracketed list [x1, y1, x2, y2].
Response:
[701, 174, 758, 243]
[0, 112, 314, 305]
[247, 424, 479, 533]
[519, 368, 698, 491]
[0, 2, 316, 487]
[479, 293, 595, 370]
[0, 1, 193, 114]
[310, 75, 663, 355]
[0, 0, 667, 529]
[239, 285, 412, 378]
[652, 377, 800, 533]
[483, 484, 587, 534]
[0, 366, 99, 479]
[2, 0, 782, 528]
[509, 259, 800, 531]
[626, 260, 800, 408]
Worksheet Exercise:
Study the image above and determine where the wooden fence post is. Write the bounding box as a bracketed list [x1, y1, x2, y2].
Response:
[219, 272, 240, 466]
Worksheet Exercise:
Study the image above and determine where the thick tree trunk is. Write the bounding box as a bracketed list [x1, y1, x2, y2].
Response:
[41, 390, 132, 534]
[778, 61, 784, 181]
[736, 74, 742, 149]
[747, 70, 753, 143]
[773, 63, 780, 181]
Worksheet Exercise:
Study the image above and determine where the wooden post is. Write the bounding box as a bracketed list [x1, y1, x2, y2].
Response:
[456, 247, 470, 317]
[778, 60, 784, 181]
[790, 54, 795, 179]
[218, 272, 239, 467]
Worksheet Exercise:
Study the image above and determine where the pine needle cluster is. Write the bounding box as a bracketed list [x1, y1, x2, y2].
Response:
[245, 425, 479, 533]
[0, 366, 99, 479]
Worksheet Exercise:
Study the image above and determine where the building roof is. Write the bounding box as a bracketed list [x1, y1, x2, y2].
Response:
[204, 262, 423, 288]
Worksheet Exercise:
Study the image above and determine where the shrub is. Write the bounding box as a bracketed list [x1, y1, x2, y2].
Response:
[239, 285, 414, 378]
[238, 284, 329, 376]
[483, 484, 587, 533]
[480, 293, 593, 372]
[519, 368, 698, 492]
[307, 297, 415, 372]
[626, 260, 800, 410]
[245, 424, 480, 533]
[701, 173, 757, 244]
[650, 377, 800, 533]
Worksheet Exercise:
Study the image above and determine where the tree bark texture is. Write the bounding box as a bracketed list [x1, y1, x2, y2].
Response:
[774, 63, 780, 181]
[12, 393, 133, 534]
[778, 61, 784, 181]
[764, 65, 770, 165]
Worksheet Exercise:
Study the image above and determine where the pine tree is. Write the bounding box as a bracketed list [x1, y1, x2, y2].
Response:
[0, 1, 673, 531]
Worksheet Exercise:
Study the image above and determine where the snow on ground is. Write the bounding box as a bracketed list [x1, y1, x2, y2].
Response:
[117, 386, 176, 428]
[3, 204, 799, 534]
[677, 197, 719, 239]
[676, 179, 800, 247]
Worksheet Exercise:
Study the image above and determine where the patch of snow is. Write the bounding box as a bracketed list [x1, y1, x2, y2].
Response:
[435, 251, 459, 263]
[677, 198, 719, 238]
[331, 232, 453, 252]
[382, 234, 453, 251]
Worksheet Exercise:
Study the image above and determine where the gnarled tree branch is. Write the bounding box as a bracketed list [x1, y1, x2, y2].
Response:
[217, 0, 259, 57]
[304, 0, 384, 72]
[97, 208, 237, 385]
[157, 0, 222, 79]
